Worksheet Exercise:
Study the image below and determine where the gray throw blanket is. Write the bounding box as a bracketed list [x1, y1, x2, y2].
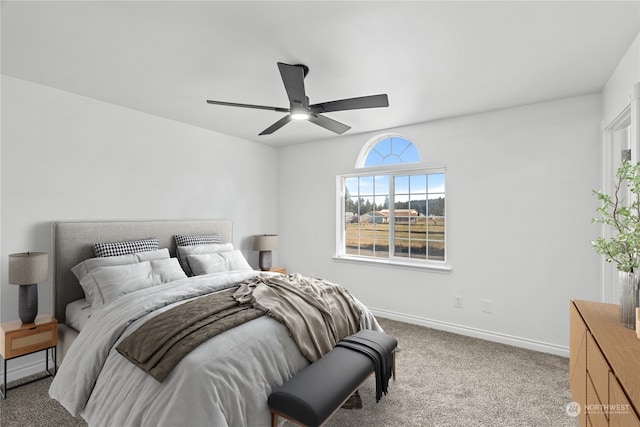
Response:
[117, 273, 361, 381]
[116, 288, 265, 382]
[234, 273, 362, 362]
[336, 329, 397, 402]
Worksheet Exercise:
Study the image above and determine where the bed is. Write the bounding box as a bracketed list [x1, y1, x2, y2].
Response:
[48, 219, 381, 427]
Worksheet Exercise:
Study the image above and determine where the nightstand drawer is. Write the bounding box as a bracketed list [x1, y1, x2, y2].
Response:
[4, 324, 56, 359]
[0, 315, 58, 359]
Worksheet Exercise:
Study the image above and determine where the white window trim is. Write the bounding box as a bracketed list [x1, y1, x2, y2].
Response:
[335, 166, 450, 271]
[333, 254, 452, 272]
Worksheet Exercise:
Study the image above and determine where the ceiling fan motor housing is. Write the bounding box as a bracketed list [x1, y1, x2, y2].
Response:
[294, 64, 310, 78]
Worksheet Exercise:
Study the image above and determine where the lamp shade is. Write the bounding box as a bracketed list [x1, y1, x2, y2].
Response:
[252, 234, 279, 251]
[9, 252, 48, 285]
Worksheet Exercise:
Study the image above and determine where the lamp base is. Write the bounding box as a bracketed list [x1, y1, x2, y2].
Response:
[258, 250, 273, 271]
[19, 284, 38, 324]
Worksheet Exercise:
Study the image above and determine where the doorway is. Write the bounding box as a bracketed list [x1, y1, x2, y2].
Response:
[601, 84, 639, 303]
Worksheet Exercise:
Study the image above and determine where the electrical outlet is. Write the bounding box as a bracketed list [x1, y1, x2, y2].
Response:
[454, 295, 463, 308]
[481, 299, 493, 313]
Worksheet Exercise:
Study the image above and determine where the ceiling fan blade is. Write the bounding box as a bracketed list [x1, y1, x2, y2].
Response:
[308, 114, 351, 134]
[206, 100, 289, 113]
[259, 115, 292, 135]
[310, 94, 389, 114]
[277, 62, 307, 105]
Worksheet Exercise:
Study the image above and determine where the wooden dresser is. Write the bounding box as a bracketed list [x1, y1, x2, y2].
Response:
[570, 300, 640, 427]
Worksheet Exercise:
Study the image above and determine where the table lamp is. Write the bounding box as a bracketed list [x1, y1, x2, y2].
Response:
[9, 252, 48, 324]
[252, 234, 279, 271]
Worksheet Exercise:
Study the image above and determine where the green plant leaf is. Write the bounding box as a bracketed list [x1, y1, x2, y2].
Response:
[592, 160, 640, 272]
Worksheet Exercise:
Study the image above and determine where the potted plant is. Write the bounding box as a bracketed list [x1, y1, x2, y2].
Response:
[592, 159, 640, 329]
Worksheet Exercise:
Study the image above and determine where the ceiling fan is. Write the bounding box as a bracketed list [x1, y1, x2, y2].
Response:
[206, 62, 389, 136]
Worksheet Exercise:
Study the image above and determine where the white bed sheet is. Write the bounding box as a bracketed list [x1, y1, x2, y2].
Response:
[50, 270, 381, 427]
[65, 298, 94, 332]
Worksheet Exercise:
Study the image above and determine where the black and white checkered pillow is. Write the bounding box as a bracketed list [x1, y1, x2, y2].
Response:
[93, 238, 160, 257]
[175, 234, 221, 247]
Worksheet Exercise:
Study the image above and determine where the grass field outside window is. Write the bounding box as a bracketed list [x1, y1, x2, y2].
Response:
[339, 169, 446, 265]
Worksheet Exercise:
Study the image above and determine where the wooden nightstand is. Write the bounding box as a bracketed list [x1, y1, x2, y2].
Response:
[269, 267, 286, 274]
[0, 314, 57, 399]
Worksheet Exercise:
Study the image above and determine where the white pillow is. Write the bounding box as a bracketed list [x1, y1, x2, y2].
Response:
[177, 243, 234, 276]
[72, 248, 170, 305]
[186, 250, 253, 275]
[150, 258, 188, 285]
[78, 273, 106, 307]
[72, 248, 170, 282]
[186, 253, 228, 275]
[81, 262, 154, 307]
[221, 250, 253, 271]
[80, 258, 189, 307]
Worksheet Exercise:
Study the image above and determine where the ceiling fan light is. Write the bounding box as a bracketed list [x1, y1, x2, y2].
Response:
[290, 100, 309, 120]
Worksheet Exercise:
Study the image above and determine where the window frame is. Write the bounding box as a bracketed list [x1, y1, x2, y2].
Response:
[335, 165, 451, 271]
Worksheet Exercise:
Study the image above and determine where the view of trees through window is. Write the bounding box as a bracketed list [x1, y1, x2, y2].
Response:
[343, 172, 445, 261]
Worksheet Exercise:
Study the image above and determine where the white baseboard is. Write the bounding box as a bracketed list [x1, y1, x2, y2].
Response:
[370, 307, 569, 357]
[0, 355, 55, 385]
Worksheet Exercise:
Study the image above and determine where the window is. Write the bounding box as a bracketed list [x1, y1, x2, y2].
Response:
[362, 136, 420, 166]
[338, 136, 447, 268]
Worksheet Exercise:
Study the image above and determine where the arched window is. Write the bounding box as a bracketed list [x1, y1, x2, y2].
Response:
[357, 134, 420, 168]
[364, 136, 419, 166]
[339, 134, 448, 269]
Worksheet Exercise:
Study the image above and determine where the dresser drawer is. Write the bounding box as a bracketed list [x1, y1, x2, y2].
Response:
[610, 373, 640, 427]
[587, 373, 608, 427]
[587, 331, 610, 410]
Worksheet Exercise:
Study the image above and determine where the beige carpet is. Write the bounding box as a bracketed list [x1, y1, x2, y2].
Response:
[0, 317, 578, 427]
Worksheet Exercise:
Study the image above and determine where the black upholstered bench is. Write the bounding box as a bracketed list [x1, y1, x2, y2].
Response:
[268, 330, 397, 427]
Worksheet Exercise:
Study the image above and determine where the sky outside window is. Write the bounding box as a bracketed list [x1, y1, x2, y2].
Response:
[364, 137, 420, 167]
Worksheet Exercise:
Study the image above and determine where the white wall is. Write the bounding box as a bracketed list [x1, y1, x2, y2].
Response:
[1, 76, 279, 328]
[278, 94, 603, 355]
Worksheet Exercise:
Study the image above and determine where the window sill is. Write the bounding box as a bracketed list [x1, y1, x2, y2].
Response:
[333, 255, 452, 272]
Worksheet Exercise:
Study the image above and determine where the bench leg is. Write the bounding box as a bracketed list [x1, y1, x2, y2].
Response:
[271, 410, 278, 427]
[392, 350, 396, 381]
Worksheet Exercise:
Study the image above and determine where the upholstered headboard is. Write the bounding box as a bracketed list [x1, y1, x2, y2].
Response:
[52, 219, 233, 323]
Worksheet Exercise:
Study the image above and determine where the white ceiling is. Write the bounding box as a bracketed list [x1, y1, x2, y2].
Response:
[2, 1, 639, 147]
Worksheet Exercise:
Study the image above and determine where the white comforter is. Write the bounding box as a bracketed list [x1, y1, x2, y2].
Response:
[49, 270, 380, 427]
